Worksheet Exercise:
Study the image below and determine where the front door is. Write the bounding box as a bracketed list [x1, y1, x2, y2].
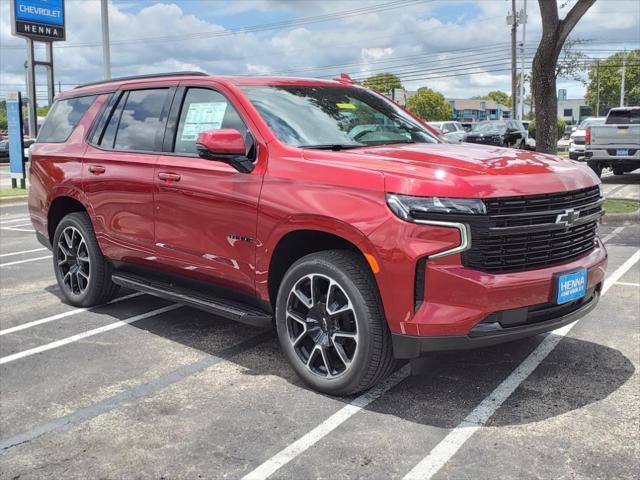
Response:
[153, 85, 264, 296]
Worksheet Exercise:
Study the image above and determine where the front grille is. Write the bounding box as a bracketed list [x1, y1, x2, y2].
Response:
[462, 186, 603, 273]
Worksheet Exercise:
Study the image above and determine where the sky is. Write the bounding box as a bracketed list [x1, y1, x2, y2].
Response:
[1, 0, 639, 105]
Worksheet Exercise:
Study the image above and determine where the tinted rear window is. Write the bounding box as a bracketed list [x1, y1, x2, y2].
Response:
[37, 95, 96, 143]
[112, 89, 169, 151]
[606, 109, 640, 124]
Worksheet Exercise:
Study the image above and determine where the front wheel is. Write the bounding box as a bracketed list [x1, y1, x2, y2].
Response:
[613, 167, 625, 176]
[52, 212, 120, 307]
[275, 250, 395, 395]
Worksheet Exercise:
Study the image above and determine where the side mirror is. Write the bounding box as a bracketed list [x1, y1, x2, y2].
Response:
[196, 129, 256, 173]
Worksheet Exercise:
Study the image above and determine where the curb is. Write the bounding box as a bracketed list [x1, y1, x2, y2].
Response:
[0, 195, 28, 206]
[601, 205, 640, 226]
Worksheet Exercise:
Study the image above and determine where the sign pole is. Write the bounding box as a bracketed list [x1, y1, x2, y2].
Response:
[46, 42, 55, 105]
[26, 38, 38, 138]
[101, 0, 111, 79]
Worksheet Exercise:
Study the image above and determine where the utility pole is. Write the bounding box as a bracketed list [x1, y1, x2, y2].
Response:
[619, 52, 626, 107]
[595, 59, 600, 116]
[518, 0, 527, 120]
[510, 0, 517, 118]
[101, 0, 112, 79]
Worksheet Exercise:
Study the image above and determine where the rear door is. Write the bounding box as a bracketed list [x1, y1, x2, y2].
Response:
[83, 85, 175, 261]
[152, 82, 265, 296]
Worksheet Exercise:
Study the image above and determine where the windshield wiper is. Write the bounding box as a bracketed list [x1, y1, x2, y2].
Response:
[300, 144, 364, 151]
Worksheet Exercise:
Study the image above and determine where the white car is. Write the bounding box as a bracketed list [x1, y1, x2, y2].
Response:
[428, 121, 466, 142]
[569, 117, 606, 160]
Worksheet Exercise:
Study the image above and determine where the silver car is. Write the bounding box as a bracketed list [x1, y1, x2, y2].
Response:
[428, 121, 466, 143]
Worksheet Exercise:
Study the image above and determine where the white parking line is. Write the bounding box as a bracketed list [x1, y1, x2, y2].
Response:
[1, 226, 35, 233]
[242, 365, 411, 480]
[0, 247, 47, 258]
[0, 292, 144, 336]
[600, 226, 625, 244]
[615, 281, 640, 287]
[0, 217, 30, 225]
[0, 255, 51, 267]
[401, 248, 640, 480]
[0, 303, 182, 365]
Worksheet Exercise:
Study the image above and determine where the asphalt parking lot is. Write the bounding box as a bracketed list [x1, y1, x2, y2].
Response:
[1, 176, 639, 479]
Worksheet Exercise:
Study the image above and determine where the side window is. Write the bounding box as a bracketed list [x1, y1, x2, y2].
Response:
[173, 88, 246, 155]
[108, 88, 169, 152]
[37, 95, 96, 143]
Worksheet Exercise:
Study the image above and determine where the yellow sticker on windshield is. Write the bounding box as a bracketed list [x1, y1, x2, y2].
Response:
[337, 103, 356, 109]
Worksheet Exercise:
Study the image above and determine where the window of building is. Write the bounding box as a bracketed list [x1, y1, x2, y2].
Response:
[563, 108, 573, 117]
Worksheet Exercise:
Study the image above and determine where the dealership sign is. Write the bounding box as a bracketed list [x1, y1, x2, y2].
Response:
[11, 0, 66, 41]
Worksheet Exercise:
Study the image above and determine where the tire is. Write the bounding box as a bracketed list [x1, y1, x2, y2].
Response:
[52, 212, 119, 307]
[613, 167, 625, 176]
[587, 160, 602, 178]
[275, 250, 395, 396]
[569, 153, 578, 160]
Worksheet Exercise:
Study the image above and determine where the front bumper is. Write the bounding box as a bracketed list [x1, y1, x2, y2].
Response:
[393, 287, 600, 358]
[390, 239, 607, 358]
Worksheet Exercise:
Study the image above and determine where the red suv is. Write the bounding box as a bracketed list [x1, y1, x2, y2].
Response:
[29, 72, 607, 395]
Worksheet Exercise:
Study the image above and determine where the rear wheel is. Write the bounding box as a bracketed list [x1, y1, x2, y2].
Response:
[613, 167, 625, 175]
[587, 160, 602, 178]
[53, 212, 119, 307]
[275, 250, 395, 395]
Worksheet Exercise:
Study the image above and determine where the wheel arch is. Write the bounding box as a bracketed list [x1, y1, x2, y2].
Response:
[265, 222, 381, 309]
[47, 195, 90, 243]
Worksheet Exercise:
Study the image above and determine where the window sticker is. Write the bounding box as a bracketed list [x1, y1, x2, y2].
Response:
[337, 102, 356, 109]
[180, 102, 228, 141]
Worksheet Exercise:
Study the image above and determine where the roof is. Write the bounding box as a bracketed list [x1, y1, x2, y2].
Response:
[63, 71, 354, 99]
[447, 98, 511, 111]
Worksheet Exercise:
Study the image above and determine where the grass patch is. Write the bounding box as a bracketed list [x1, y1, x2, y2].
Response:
[604, 198, 640, 214]
[0, 188, 28, 198]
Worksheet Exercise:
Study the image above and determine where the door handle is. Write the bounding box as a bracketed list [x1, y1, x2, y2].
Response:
[158, 172, 181, 183]
[88, 165, 106, 175]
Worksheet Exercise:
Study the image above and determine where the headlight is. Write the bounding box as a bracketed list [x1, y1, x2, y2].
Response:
[386, 193, 486, 221]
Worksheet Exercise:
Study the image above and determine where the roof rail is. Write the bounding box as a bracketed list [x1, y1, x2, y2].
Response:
[75, 71, 208, 89]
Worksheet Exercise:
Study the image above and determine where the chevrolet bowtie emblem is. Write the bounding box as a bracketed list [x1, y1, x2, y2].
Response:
[556, 208, 580, 227]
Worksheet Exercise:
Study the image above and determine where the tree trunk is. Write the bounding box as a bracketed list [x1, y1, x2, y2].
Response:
[532, 41, 561, 153]
[532, 0, 596, 154]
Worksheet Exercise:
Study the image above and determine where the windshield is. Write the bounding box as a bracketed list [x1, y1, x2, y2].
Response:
[472, 122, 506, 133]
[578, 118, 605, 129]
[241, 85, 440, 148]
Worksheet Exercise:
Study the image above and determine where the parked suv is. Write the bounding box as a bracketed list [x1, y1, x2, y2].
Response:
[29, 73, 606, 395]
[463, 120, 527, 148]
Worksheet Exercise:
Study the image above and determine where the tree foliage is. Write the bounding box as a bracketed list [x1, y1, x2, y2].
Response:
[406, 87, 452, 121]
[585, 49, 640, 115]
[362, 73, 402, 94]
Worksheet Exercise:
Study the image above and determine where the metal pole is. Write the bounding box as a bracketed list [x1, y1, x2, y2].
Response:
[596, 60, 600, 116]
[620, 52, 626, 107]
[511, 0, 517, 118]
[45, 42, 55, 106]
[518, 0, 527, 120]
[26, 39, 38, 137]
[101, 0, 112, 79]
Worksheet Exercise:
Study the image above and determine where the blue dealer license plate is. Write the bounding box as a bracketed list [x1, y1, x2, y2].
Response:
[556, 268, 587, 304]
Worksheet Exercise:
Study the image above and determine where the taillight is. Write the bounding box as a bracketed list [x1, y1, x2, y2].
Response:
[585, 127, 591, 145]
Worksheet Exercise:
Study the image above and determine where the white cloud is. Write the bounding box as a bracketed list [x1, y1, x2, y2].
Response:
[1, 0, 638, 104]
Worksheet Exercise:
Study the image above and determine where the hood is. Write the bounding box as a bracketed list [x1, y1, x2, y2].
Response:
[301, 142, 599, 198]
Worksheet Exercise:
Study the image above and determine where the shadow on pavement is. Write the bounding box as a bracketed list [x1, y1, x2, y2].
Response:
[602, 172, 640, 185]
[130, 306, 635, 429]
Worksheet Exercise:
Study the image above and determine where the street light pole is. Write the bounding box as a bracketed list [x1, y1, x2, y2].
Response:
[619, 52, 626, 107]
[518, 0, 527, 120]
[101, 0, 111, 79]
[510, 0, 517, 118]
